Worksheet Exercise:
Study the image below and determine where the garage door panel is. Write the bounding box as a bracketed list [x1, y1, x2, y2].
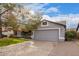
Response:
[34, 29, 59, 41]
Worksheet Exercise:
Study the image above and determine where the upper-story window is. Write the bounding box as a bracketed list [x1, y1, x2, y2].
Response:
[42, 21, 47, 25]
[41, 21, 48, 26]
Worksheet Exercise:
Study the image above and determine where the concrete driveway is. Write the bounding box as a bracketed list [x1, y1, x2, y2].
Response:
[16, 40, 54, 56]
[49, 41, 79, 56]
[1, 40, 79, 56]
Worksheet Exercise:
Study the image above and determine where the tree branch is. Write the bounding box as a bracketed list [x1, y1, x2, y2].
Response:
[0, 9, 10, 16]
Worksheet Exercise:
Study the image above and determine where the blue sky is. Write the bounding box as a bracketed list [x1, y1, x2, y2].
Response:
[43, 3, 79, 16]
[22, 3, 79, 28]
[23, 3, 79, 16]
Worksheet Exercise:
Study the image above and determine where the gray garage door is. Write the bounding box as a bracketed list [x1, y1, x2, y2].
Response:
[34, 29, 59, 41]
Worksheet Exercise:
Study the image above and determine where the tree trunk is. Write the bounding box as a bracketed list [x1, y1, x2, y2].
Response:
[0, 9, 10, 38]
[0, 15, 2, 38]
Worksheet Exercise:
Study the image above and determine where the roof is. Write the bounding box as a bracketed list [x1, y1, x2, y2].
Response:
[56, 21, 66, 25]
[42, 20, 66, 27]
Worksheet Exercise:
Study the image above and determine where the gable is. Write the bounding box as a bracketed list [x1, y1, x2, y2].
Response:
[39, 20, 65, 29]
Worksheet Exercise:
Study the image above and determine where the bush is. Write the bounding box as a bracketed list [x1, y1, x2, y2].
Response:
[65, 31, 76, 41]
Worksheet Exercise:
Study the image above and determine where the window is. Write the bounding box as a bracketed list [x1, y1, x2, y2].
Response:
[42, 22, 47, 25]
[41, 21, 48, 26]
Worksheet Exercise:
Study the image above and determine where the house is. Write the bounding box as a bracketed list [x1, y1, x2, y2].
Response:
[2, 26, 14, 37]
[76, 23, 79, 32]
[32, 20, 66, 42]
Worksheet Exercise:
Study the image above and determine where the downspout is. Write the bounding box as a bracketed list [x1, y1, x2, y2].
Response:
[64, 25, 67, 41]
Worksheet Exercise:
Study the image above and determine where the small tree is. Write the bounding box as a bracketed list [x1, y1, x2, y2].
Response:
[0, 3, 16, 37]
[3, 11, 18, 30]
[27, 11, 42, 30]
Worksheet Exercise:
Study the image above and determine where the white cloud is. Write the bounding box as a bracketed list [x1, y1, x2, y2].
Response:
[42, 14, 79, 28]
[42, 15, 51, 20]
[46, 7, 59, 13]
[42, 14, 67, 22]
[29, 10, 35, 15]
[23, 3, 48, 12]
[23, 3, 59, 15]
[50, 14, 79, 23]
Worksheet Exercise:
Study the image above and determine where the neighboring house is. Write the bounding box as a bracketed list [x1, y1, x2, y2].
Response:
[76, 23, 79, 32]
[2, 26, 14, 37]
[32, 20, 66, 42]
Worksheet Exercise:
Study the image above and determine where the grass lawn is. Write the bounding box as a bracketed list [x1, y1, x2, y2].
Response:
[0, 38, 30, 47]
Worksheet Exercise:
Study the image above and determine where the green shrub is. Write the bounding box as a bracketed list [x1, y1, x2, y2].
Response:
[65, 31, 76, 41]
